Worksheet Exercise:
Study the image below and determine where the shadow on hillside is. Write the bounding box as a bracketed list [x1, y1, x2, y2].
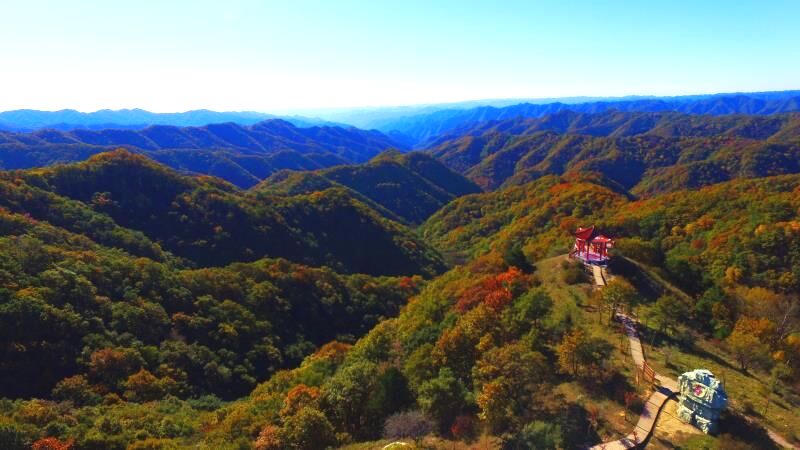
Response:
[609, 257, 663, 302]
[718, 411, 781, 450]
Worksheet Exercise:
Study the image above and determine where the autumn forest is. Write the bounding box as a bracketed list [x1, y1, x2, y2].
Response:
[1, 95, 800, 450]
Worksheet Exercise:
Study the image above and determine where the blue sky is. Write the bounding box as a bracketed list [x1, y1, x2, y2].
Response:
[0, 0, 798, 112]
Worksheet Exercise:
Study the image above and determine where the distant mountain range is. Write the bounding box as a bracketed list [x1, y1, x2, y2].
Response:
[378, 91, 800, 146]
[0, 108, 342, 132]
[0, 119, 403, 187]
[5, 90, 799, 139]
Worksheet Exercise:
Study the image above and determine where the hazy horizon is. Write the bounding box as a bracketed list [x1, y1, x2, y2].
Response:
[2, 88, 800, 117]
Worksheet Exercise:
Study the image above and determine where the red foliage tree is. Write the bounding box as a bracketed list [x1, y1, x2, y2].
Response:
[32, 437, 74, 450]
[281, 384, 320, 419]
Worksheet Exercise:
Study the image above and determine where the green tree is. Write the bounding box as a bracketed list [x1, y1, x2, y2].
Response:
[319, 361, 378, 437]
[51, 375, 101, 406]
[601, 278, 638, 320]
[474, 343, 549, 432]
[417, 367, 468, 433]
[644, 294, 690, 336]
[281, 407, 337, 450]
[511, 288, 553, 329]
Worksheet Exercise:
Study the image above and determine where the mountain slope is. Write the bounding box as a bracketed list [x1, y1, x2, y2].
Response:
[15, 150, 445, 276]
[256, 151, 481, 224]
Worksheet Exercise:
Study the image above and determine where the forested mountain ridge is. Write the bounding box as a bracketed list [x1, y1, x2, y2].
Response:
[0, 119, 403, 188]
[2, 105, 800, 449]
[7, 150, 445, 276]
[257, 151, 481, 224]
[428, 111, 800, 193]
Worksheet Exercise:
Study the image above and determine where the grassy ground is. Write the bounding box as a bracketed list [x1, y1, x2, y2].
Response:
[546, 255, 800, 447]
[642, 331, 800, 446]
[537, 255, 654, 443]
[647, 399, 702, 449]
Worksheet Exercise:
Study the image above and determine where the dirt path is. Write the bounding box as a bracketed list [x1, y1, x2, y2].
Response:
[592, 264, 607, 286]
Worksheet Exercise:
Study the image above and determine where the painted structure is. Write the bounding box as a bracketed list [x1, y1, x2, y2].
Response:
[569, 225, 613, 265]
[677, 369, 728, 434]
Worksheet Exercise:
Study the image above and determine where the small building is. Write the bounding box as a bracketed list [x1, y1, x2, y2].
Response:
[677, 369, 728, 434]
[569, 225, 613, 265]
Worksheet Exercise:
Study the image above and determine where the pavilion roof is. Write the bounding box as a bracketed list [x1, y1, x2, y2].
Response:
[575, 225, 595, 240]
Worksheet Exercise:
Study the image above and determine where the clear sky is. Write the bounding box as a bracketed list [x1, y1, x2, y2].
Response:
[0, 0, 798, 112]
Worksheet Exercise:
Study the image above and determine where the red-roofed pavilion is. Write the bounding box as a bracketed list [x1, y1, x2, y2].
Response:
[570, 225, 613, 265]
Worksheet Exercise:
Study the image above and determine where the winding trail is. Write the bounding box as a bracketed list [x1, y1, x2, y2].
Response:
[589, 313, 679, 449]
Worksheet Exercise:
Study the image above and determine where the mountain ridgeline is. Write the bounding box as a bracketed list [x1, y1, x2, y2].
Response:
[427, 110, 800, 195]
[0, 119, 403, 188]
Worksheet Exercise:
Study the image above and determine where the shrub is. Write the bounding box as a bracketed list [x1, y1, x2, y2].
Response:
[52, 375, 101, 406]
[561, 260, 585, 285]
[450, 415, 478, 442]
[502, 421, 562, 450]
[126, 439, 181, 450]
[254, 425, 282, 450]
